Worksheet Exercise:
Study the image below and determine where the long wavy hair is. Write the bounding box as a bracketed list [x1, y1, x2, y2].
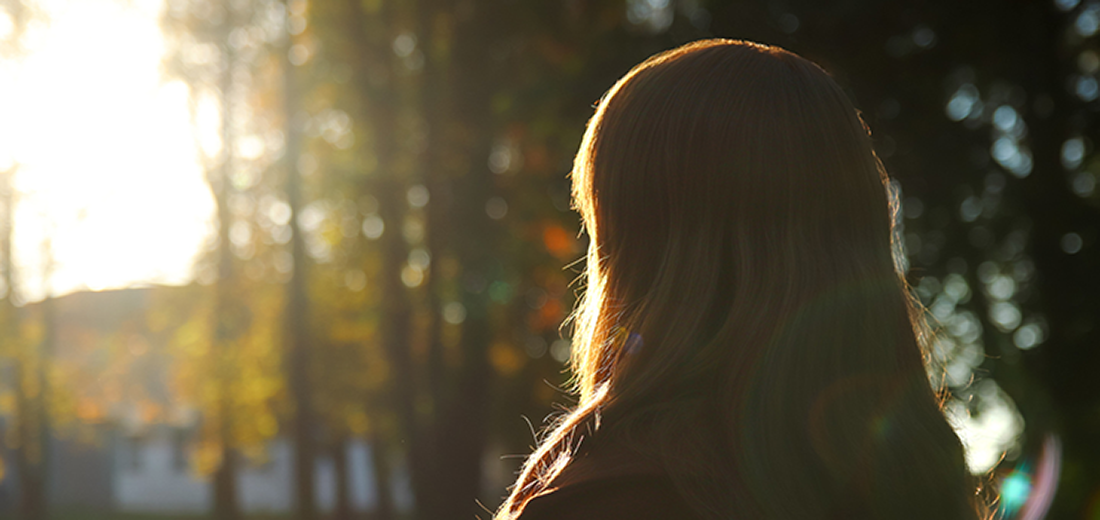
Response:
[498, 39, 985, 519]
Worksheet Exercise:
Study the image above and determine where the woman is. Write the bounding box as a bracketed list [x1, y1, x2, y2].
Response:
[497, 39, 987, 519]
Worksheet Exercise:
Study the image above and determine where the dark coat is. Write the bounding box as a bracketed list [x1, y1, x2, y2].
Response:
[514, 473, 703, 520]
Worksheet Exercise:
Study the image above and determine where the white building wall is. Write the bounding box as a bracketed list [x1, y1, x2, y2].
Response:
[114, 435, 210, 513]
[348, 440, 379, 511]
[113, 435, 395, 514]
[237, 439, 292, 513]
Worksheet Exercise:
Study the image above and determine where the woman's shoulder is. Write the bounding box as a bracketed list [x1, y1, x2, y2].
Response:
[514, 473, 701, 520]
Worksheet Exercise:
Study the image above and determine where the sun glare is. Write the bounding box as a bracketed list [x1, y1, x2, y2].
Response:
[0, 0, 212, 301]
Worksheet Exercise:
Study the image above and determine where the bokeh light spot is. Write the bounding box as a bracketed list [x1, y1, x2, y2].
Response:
[1001, 470, 1032, 516]
[1061, 232, 1083, 254]
[442, 301, 466, 325]
[361, 214, 384, 240]
[485, 197, 508, 220]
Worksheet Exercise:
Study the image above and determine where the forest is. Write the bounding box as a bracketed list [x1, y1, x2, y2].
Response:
[0, 0, 1097, 519]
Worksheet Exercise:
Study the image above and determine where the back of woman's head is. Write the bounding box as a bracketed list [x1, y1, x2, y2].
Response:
[500, 39, 984, 519]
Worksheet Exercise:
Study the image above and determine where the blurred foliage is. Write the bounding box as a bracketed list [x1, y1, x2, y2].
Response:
[0, 0, 1096, 518]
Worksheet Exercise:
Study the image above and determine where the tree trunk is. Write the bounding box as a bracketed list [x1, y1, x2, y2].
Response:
[428, 1, 500, 516]
[1, 169, 46, 520]
[333, 437, 353, 520]
[13, 360, 46, 520]
[35, 290, 55, 520]
[369, 432, 395, 520]
[419, 0, 450, 452]
[211, 9, 240, 518]
[340, 0, 431, 516]
[1016, 3, 1100, 514]
[281, 0, 317, 516]
[212, 439, 239, 520]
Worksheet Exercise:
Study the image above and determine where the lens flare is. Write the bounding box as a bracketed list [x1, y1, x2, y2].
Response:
[1001, 434, 1061, 520]
[1000, 470, 1031, 516]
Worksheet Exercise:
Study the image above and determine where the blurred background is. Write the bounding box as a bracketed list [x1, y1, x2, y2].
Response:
[0, 0, 1095, 518]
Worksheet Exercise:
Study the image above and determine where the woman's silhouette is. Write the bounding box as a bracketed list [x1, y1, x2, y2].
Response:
[497, 39, 986, 519]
